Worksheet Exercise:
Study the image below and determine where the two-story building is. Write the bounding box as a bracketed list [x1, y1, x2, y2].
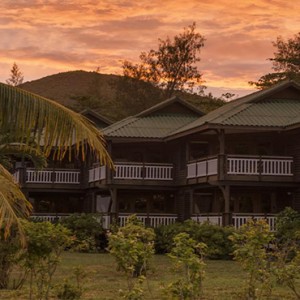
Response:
[15, 80, 300, 230]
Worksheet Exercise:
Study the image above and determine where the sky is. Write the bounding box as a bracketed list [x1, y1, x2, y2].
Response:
[0, 0, 299, 98]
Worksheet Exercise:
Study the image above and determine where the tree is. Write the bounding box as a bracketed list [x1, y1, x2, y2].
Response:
[0, 83, 112, 242]
[122, 23, 205, 98]
[6, 63, 24, 86]
[250, 32, 300, 89]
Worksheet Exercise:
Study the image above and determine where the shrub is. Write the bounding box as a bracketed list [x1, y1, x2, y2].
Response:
[229, 219, 275, 299]
[155, 220, 234, 259]
[165, 232, 207, 299]
[0, 228, 24, 289]
[60, 214, 105, 252]
[24, 221, 73, 300]
[56, 266, 87, 300]
[108, 215, 155, 299]
[276, 207, 300, 242]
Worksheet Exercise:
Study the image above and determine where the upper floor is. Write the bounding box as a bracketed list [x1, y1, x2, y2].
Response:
[14, 81, 300, 190]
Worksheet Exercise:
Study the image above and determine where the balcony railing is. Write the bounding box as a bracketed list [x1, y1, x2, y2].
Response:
[89, 165, 106, 183]
[232, 214, 276, 231]
[191, 213, 276, 231]
[187, 155, 293, 179]
[14, 168, 81, 184]
[118, 213, 177, 227]
[88, 163, 173, 183]
[114, 163, 173, 180]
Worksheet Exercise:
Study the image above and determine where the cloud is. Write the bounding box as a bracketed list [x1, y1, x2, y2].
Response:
[0, 0, 299, 96]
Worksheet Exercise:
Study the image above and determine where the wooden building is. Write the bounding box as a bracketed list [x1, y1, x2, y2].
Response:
[14, 81, 300, 229]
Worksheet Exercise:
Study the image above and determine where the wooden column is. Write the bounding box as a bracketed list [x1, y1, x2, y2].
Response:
[218, 129, 226, 180]
[221, 185, 232, 226]
[110, 188, 118, 223]
[106, 141, 113, 184]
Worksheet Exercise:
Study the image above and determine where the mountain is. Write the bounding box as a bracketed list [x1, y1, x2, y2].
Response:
[19, 70, 225, 121]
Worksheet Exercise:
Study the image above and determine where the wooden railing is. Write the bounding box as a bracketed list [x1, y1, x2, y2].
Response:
[26, 168, 80, 184]
[88, 165, 106, 183]
[232, 214, 276, 231]
[227, 155, 293, 176]
[31, 214, 111, 229]
[187, 156, 218, 178]
[30, 213, 69, 222]
[187, 155, 293, 179]
[191, 215, 222, 226]
[13, 168, 81, 184]
[114, 163, 173, 180]
[118, 214, 177, 227]
[30, 212, 277, 231]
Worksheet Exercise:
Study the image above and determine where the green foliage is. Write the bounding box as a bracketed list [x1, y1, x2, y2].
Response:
[0, 229, 25, 289]
[108, 215, 155, 299]
[108, 215, 155, 277]
[249, 32, 300, 88]
[276, 207, 300, 241]
[60, 214, 104, 252]
[123, 23, 205, 98]
[119, 275, 145, 300]
[273, 246, 300, 299]
[155, 220, 234, 259]
[24, 221, 73, 300]
[56, 266, 87, 300]
[165, 232, 206, 299]
[229, 219, 275, 299]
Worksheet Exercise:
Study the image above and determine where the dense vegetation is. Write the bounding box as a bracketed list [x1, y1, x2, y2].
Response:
[1, 209, 300, 299]
[19, 71, 225, 122]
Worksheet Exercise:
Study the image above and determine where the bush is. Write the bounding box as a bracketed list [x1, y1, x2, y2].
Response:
[276, 207, 300, 242]
[108, 215, 155, 299]
[24, 221, 73, 300]
[155, 220, 235, 259]
[60, 214, 106, 252]
[0, 228, 24, 289]
[165, 232, 207, 299]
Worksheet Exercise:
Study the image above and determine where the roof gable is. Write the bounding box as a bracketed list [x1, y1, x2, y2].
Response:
[103, 96, 203, 139]
[168, 80, 300, 137]
[137, 95, 204, 117]
[80, 109, 112, 129]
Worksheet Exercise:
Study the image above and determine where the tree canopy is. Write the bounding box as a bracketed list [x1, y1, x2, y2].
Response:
[250, 32, 300, 89]
[122, 23, 205, 98]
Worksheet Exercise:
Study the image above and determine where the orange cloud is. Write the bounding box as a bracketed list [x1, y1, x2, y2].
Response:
[0, 0, 299, 96]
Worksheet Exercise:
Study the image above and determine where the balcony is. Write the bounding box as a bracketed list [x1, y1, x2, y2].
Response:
[89, 162, 173, 183]
[14, 168, 81, 185]
[187, 155, 293, 180]
[192, 213, 276, 231]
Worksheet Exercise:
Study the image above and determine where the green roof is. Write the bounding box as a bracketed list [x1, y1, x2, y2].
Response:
[103, 114, 198, 138]
[103, 95, 203, 139]
[170, 80, 300, 137]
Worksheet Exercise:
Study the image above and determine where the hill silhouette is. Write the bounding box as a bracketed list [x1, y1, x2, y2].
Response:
[19, 70, 225, 121]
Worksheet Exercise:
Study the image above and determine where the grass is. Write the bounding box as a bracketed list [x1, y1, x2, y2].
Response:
[0, 252, 299, 299]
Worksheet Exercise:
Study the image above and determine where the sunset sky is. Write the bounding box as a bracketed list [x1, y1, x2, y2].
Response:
[1, 0, 299, 97]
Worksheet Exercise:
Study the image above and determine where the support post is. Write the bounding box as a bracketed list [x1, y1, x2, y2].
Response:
[221, 185, 232, 226]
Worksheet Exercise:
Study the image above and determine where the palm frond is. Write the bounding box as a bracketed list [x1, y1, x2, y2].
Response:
[0, 164, 31, 244]
[0, 143, 47, 170]
[0, 83, 112, 166]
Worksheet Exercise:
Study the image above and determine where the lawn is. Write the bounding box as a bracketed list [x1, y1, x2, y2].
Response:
[0, 252, 298, 299]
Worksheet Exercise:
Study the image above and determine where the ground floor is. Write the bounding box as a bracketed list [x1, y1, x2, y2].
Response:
[26, 184, 299, 230]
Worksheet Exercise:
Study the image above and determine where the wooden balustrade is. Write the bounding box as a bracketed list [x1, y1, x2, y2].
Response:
[88, 165, 106, 183]
[26, 168, 80, 184]
[114, 163, 173, 180]
[187, 155, 293, 179]
[232, 214, 276, 231]
[118, 214, 177, 227]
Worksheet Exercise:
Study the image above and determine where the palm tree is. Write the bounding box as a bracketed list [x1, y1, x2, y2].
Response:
[0, 82, 112, 241]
